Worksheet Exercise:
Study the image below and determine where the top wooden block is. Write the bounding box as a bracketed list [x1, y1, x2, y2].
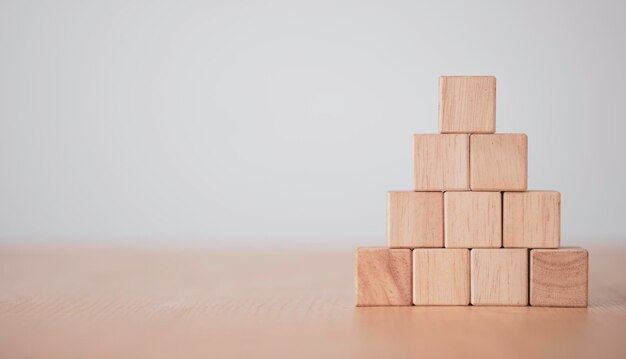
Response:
[439, 76, 496, 134]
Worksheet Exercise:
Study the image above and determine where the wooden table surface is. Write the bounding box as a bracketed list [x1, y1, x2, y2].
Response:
[1, 246, 626, 359]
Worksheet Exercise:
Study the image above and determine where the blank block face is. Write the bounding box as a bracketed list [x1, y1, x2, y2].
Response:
[504, 191, 561, 248]
[413, 134, 469, 191]
[471, 249, 528, 306]
[439, 76, 496, 134]
[388, 192, 443, 248]
[355, 248, 412, 306]
[470, 134, 528, 191]
[530, 248, 588, 307]
[413, 249, 470, 305]
[444, 192, 502, 248]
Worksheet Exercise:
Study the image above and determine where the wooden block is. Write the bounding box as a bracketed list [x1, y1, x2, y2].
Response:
[355, 248, 412, 306]
[388, 192, 443, 248]
[503, 191, 560, 248]
[413, 249, 470, 305]
[444, 191, 501, 248]
[471, 249, 528, 306]
[530, 248, 588, 307]
[439, 76, 496, 134]
[470, 134, 528, 191]
[413, 134, 469, 191]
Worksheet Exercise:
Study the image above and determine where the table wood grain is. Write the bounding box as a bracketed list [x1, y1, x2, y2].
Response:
[1, 246, 625, 358]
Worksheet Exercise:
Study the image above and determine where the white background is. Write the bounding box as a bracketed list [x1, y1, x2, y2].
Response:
[1, 0, 625, 247]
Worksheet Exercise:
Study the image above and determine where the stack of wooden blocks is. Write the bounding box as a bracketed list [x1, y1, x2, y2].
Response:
[355, 76, 589, 307]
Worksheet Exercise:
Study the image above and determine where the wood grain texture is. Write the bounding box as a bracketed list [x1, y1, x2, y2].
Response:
[413, 249, 469, 305]
[530, 248, 588, 307]
[504, 191, 560, 248]
[413, 134, 469, 191]
[470, 134, 528, 191]
[387, 192, 443, 248]
[355, 248, 412, 306]
[444, 191, 502, 248]
[471, 249, 528, 306]
[1, 246, 626, 359]
[439, 76, 496, 134]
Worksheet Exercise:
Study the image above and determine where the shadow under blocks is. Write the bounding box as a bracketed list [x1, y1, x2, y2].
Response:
[355, 76, 588, 307]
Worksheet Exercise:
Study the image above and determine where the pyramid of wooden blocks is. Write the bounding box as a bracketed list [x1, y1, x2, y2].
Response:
[356, 76, 589, 308]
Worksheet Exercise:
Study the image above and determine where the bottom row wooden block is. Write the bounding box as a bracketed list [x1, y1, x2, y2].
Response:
[355, 248, 412, 306]
[530, 248, 589, 307]
[355, 247, 588, 307]
[471, 249, 528, 305]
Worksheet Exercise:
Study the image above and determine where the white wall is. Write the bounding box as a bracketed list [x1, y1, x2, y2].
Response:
[1, 0, 625, 247]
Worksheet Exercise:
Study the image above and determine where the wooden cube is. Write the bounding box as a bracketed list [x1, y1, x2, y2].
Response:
[444, 191, 501, 248]
[413, 249, 470, 305]
[355, 248, 412, 306]
[413, 134, 469, 191]
[388, 192, 443, 248]
[470, 134, 528, 191]
[530, 248, 588, 307]
[439, 76, 496, 134]
[471, 249, 528, 306]
[504, 191, 560, 248]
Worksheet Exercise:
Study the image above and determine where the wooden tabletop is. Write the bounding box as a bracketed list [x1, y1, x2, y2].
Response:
[1, 246, 625, 359]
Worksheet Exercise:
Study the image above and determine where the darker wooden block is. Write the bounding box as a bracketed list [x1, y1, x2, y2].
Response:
[355, 248, 412, 306]
[530, 248, 588, 307]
